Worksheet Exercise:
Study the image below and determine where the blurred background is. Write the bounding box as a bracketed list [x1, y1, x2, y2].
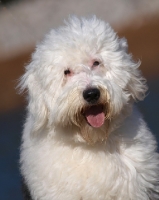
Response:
[0, 0, 159, 199]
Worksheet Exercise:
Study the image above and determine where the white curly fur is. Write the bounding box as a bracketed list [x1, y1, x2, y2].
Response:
[20, 16, 159, 200]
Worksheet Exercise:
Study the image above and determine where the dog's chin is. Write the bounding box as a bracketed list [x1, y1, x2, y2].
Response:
[70, 104, 111, 144]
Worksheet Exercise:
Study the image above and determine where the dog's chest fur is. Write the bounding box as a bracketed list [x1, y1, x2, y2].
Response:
[21, 109, 158, 200]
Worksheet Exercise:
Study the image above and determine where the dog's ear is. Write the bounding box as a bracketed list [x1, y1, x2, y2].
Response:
[19, 61, 48, 134]
[119, 38, 148, 101]
[127, 61, 148, 101]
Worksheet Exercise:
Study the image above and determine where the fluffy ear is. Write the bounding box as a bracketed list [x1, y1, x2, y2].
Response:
[19, 61, 48, 134]
[127, 61, 148, 101]
[119, 38, 148, 101]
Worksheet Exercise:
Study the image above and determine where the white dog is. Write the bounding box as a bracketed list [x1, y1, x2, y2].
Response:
[20, 16, 159, 200]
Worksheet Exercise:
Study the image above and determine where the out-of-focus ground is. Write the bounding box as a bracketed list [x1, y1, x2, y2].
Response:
[0, 0, 159, 199]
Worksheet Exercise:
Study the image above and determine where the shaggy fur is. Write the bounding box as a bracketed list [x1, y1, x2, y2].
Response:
[20, 16, 159, 200]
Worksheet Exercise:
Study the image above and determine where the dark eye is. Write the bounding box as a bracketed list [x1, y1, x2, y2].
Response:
[93, 61, 100, 67]
[64, 69, 71, 75]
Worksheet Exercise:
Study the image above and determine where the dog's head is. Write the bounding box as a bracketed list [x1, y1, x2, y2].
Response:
[20, 16, 147, 144]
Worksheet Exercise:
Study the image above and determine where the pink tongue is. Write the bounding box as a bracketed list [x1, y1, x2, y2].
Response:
[85, 105, 105, 128]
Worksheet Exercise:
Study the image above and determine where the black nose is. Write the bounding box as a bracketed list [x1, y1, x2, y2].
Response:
[83, 88, 100, 104]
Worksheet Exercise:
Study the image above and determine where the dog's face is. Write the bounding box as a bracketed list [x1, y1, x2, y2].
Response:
[20, 16, 147, 144]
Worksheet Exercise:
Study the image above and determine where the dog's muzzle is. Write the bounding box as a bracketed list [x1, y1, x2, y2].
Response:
[82, 88, 105, 128]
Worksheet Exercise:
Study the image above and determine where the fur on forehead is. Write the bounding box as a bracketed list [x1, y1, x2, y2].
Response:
[43, 16, 116, 51]
[31, 16, 136, 77]
[35, 16, 120, 69]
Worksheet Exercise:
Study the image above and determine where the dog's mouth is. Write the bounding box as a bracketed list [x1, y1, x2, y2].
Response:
[82, 105, 105, 128]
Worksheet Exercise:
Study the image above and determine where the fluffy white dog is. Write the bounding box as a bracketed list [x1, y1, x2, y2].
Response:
[20, 16, 159, 200]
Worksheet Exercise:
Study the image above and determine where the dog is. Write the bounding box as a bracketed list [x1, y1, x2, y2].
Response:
[20, 16, 159, 200]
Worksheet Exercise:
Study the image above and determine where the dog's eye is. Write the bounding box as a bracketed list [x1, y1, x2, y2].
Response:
[93, 61, 100, 67]
[64, 69, 71, 75]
